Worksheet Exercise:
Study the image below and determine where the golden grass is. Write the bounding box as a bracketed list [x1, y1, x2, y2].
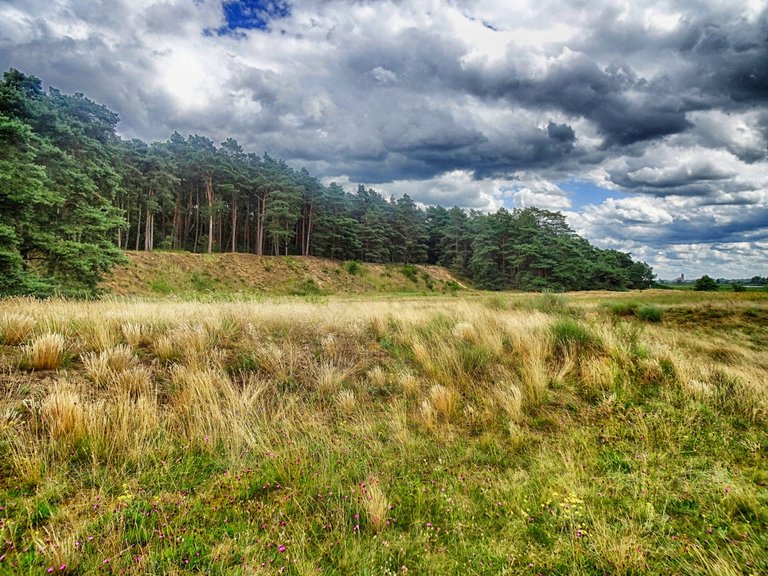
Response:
[0, 312, 36, 345]
[335, 388, 356, 414]
[25, 332, 66, 370]
[1, 293, 766, 466]
[360, 480, 390, 532]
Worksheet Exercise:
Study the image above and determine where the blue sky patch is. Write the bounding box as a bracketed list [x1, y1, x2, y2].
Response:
[211, 0, 291, 35]
[559, 179, 625, 209]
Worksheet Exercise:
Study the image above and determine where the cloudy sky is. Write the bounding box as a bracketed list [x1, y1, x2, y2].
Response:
[1, 0, 767, 278]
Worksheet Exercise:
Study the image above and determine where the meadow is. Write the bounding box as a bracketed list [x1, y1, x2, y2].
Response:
[0, 290, 766, 575]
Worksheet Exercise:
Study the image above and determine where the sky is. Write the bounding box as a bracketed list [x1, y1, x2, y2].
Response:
[1, 0, 767, 279]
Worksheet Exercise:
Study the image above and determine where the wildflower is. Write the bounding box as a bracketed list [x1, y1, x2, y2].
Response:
[47, 568, 54, 574]
[59, 565, 67, 571]
[278, 545, 286, 553]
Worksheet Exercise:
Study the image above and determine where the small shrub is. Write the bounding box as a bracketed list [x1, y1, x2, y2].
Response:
[445, 280, 460, 294]
[0, 313, 36, 345]
[25, 333, 66, 370]
[400, 265, 418, 283]
[636, 305, 663, 322]
[732, 283, 746, 292]
[345, 260, 362, 275]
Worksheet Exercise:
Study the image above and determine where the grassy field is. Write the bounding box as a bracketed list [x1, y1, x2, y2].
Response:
[1, 290, 767, 575]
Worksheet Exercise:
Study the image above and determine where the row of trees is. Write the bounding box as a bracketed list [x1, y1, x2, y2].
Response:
[0, 69, 654, 296]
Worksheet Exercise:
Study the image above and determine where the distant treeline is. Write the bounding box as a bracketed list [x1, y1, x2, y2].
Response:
[0, 69, 654, 296]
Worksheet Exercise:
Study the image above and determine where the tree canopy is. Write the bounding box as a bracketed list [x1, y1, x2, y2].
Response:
[0, 69, 654, 296]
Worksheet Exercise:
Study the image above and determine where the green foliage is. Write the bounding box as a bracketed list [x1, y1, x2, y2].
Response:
[149, 277, 173, 294]
[733, 283, 746, 292]
[609, 301, 640, 316]
[636, 304, 663, 322]
[190, 271, 215, 291]
[289, 278, 326, 296]
[0, 70, 126, 296]
[400, 264, 419, 283]
[345, 260, 362, 275]
[551, 318, 601, 354]
[694, 275, 719, 291]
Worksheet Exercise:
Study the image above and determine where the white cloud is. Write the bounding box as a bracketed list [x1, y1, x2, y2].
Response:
[0, 0, 766, 277]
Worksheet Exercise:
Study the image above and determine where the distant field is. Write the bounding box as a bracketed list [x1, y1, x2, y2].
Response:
[1, 291, 767, 575]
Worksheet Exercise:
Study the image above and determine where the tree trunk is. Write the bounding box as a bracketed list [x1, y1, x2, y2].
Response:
[144, 210, 153, 252]
[244, 198, 250, 252]
[172, 197, 181, 249]
[230, 189, 237, 252]
[206, 174, 214, 254]
[305, 209, 313, 256]
[256, 194, 266, 256]
[135, 203, 142, 251]
[194, 186, 200, 253]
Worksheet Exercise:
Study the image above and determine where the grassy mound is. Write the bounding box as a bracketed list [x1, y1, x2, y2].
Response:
[100, 252, 468, 297]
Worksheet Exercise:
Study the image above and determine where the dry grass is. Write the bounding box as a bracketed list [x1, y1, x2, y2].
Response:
[360, 481, 390, 532]
[120, 322, 144, 347]
[335, 388, 356, 414]
[25, 332, 66, 370]
[428, 384, 458, 420]
[0, 312, 36, 345]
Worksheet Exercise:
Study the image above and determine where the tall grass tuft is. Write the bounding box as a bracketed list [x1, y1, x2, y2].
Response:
[428, 384, 458, 420]
[25, 333, 66, 370]
[41, 383, 86, 444]
[551, 318, 601, 355]
[361, 481, 390, 532]
[0, 313, 36, 345]
[636, 304, 663, 322]
[335, 389, 356, 415]
[121, 322, 144, 347]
